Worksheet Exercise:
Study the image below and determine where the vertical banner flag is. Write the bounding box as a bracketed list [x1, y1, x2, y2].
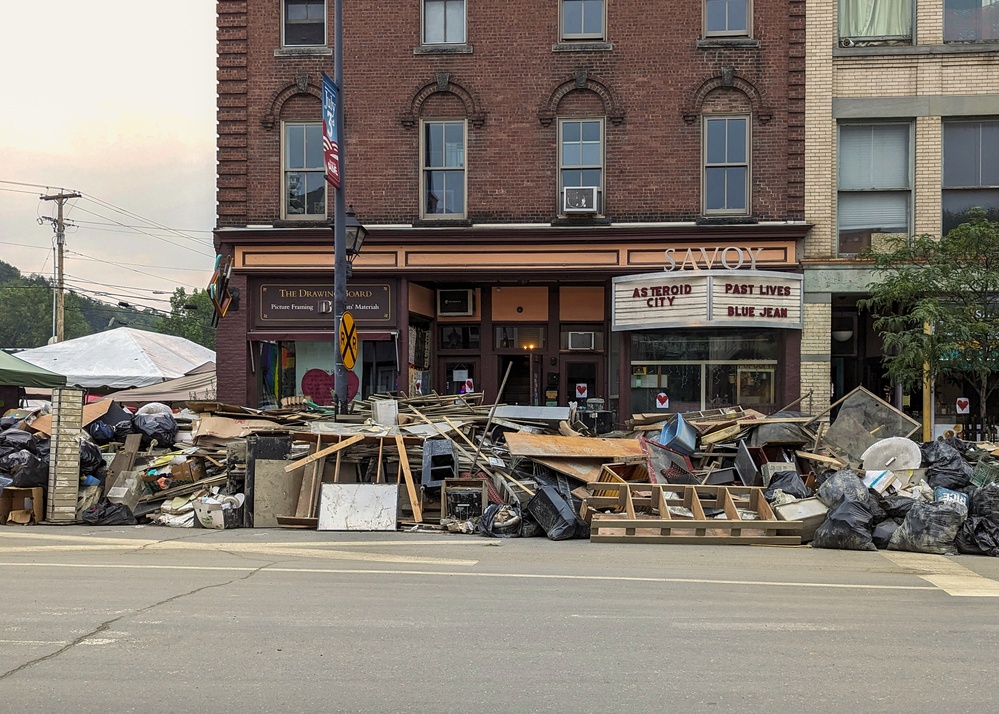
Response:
[321, 72, 341, 189]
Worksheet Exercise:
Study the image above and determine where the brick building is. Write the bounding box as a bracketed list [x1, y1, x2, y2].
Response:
[214, 0, 810, 423]
[803, 0, 999, 436]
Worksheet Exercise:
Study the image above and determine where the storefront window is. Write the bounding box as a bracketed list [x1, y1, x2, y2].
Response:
[495, 325, 546, 350]
[440, 325, 480, 350]
[631, 330, 778, 413]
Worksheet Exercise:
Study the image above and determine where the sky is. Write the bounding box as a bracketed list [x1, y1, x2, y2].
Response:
[0, 1, 218, 316]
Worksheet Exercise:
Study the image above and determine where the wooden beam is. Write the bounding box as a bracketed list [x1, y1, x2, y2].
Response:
[284, 434, 364, 472]
[395, 435, 423, 523]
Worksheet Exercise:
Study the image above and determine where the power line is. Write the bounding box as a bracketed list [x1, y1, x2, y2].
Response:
[77, 192, 215, 253]
[69, 204, 214, 258]
[70, 218, 215, 235]
[65, 250, 212, 273]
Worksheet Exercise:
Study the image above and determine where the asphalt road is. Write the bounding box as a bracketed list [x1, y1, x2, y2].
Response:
[1, 526, 998, 713]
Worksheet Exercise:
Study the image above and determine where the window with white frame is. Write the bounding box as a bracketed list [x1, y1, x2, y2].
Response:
[422, 120, 466, 218]
[943, 119, 999, 233]
[559, 119, 603, 214]
[705, 0, 750, 36]
[283, 0, 325, 46]
[283, 122, 326, 219]
[703, 116, 749, 215]
[837, 123, 911, 255]
[562, 0, 605, 40]
[423, 0, 466, 44]
[838, 0, 912, 42]
[944, 0, 999, 42]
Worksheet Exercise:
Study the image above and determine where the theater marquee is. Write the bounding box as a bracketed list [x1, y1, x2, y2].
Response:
[612, 270, 803, 331]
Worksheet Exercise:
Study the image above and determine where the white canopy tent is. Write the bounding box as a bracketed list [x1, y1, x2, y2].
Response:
[14, 327, 216, 390]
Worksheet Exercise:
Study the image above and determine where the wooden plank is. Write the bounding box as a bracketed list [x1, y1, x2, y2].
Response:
[395, 435, 423, 523]
[376, 439, 384, 484]
[531, 457, 605, 483]
[795, 450, 846, 467]
[283, 434, 365, 472]
[276, 515, 318, 529]
[504, 432, 643, 459]
[294, 455, 326, 518]
[107, 433, 142, 482]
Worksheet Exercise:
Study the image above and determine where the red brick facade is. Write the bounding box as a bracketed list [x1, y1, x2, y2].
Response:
[214, 0, 807, 411]
[218, 0, 804, 226]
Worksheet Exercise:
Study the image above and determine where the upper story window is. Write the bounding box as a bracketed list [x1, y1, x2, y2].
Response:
[283, 0, 326, 46]
[561, 0, 605, 40]
[422, 120, 466, 218]
[703, 116, 749, 215]
[705, 0, 750, 37]
[559, 118, 604, 215]
[423, 0, 466, 44]
[943, 119, 999, 233]
[283, 122, 326, 219]
[944, 0, 999, 42]
[839, 0, 912, 43]
[837, 122, 911, 255]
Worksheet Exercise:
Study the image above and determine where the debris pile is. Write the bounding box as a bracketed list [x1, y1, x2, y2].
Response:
[0, 384, 997, 559]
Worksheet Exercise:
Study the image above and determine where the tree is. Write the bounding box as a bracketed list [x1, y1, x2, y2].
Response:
[860, 208, 999, 429]
[155, 288, 215, 350]
[0, 279, 89, 348]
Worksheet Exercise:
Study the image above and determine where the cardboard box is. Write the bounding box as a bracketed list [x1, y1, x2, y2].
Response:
[170, 459, 208, 483]
[0, 486, 44, 525]
[106, 470, 143, 512]
[193, 500, 242, 529]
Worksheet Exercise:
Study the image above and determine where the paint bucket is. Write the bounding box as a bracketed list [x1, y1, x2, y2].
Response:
[658, 413, 697, 456]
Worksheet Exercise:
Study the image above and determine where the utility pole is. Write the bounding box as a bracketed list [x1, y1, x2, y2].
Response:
[40, 191, 80, 343]
[332, 0, 348, 411]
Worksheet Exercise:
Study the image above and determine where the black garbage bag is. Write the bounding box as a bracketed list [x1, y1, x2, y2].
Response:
[113, 420, 132, 442]
[1, 450, 48, 488]
[943, 435, 969, 454]
[131, 413, 178, 448]
[85, 420, 116, 445]
[881, 494, 917, 520]
[817, 468, 868, 508]
[873, 519, 902, 549]
[79, 439, 104, 476]
[955, 484, 999, 556]
[520, 516, 545, 538]
[812, 498, 878, 551]
[81, 501, 137, 526]
[477, 503, 522, 538]
[889, 500, 968, 555]
[866, 488, 888, 524]
[0, 416, 22, 430]
[971, 483, 999, 519]
[764, 471, 812, 501]
[0, 428, 40, 455]
[922, 440, 972, 491]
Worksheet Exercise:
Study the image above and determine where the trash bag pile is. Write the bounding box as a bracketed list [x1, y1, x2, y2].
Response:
[763, 435, 999, 558]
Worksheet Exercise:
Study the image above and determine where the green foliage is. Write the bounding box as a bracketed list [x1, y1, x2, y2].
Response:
[859, 208, 999, 423]
[0, 259, 214, 350]
[154, 288, 215, 350]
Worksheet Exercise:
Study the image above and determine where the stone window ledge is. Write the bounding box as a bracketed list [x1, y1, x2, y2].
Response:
[551, 41, 613, 52]
[697, 38, 761, 49]
[274, 47, 333, 57]
[413, 44, 473, 55]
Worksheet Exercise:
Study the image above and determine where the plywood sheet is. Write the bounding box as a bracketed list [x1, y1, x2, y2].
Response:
[504, 433, 643, 459]
[252, 459, 305, 528]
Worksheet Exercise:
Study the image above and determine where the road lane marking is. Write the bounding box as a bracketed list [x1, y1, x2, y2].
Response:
[880, 551, 999, 597]
[0, 533, 481, 547]
[0, 543, 478, 566]
[0, 561, 936, 591]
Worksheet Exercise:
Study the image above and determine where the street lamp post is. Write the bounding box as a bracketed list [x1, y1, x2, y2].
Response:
[330, 0, 366, 414]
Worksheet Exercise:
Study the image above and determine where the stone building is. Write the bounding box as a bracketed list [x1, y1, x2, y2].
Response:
[803, 0, 999, 435]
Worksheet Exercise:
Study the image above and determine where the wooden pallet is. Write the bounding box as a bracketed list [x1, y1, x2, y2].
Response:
[585, 483, 803, 545]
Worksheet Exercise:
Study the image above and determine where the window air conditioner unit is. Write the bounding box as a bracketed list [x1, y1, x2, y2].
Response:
[563, 186, 599, 214]
[567, 331, 595, 350]
[437, 289, 475, 317]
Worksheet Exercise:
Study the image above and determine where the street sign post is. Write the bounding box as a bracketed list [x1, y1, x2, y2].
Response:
[339, 311, 358, 370]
